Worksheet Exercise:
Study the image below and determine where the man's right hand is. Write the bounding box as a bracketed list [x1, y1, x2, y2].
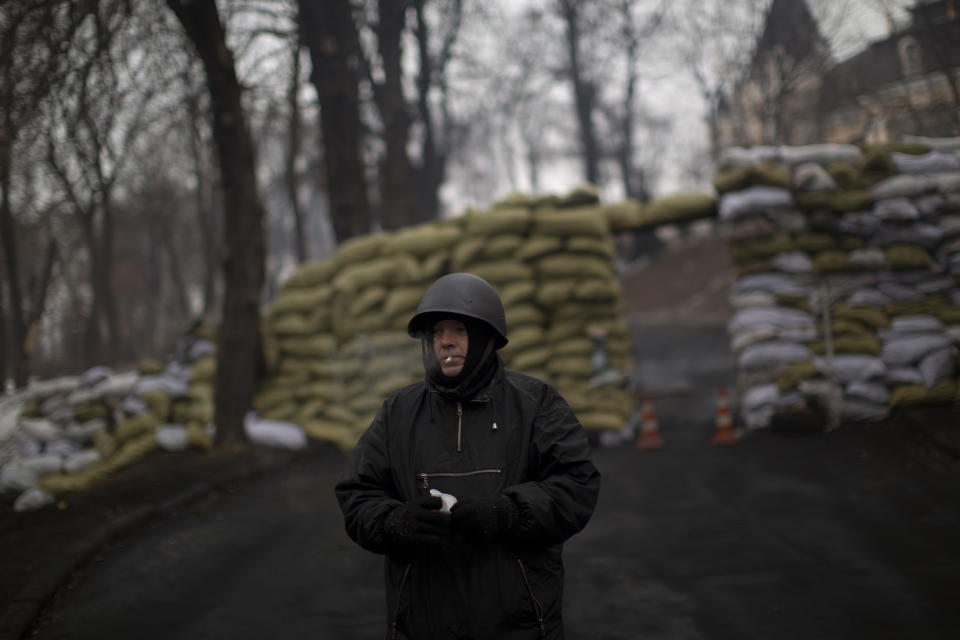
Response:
[384, 495, 452, 546]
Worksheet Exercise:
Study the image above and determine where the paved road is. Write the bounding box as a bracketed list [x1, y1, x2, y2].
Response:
[26, 326, 960, 639]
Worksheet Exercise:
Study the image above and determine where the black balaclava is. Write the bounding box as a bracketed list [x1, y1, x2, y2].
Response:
[420, 314, 499, 399]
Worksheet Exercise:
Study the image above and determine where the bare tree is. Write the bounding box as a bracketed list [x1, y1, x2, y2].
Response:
[298, 0, 372, 243]
[167, 0, 267, 446]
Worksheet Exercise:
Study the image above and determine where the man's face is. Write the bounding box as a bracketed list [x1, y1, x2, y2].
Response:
[432, 318, 468, 377]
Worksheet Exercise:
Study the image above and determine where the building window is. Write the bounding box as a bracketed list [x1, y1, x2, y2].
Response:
[897, 37, 922, 77]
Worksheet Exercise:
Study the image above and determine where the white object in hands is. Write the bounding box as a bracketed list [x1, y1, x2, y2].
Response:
[429, 488, 458, 514]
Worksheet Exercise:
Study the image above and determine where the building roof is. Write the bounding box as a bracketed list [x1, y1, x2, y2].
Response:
[754, 0, 828, 65]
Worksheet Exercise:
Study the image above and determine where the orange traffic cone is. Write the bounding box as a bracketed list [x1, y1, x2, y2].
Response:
[711, 388, 740, 445]
[635, 395, 664, 450]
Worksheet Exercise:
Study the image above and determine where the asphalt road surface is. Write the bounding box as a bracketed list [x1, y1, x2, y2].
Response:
[26, 327, 960, 639]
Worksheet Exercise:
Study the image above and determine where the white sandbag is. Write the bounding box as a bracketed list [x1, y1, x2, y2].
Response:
[793, 163, 837, 192]
[155, 425, 190, 451]
[718, 146, 781, 168]
[871, 222, 942, 248]
[886, 367, 925, 385]
[870, 174, 937, 201]
[0, 461, 36, 492]
[892, 151, 960, 174]
[872, 197, 920, 222]
[882, 333, 952, 367]
[845, 381, 890, 404]
[92, 371, 140, 398]
[44, 439, 80, 457]
[846, 288, 891, 307]
[23, 375, 81, 401]
[63, 418, 108, 441]
[65, 387, 99, 407]
[779, 143, 862, 166]
[816, 354, 886, 383]
[187, 339, 216, 362]
[915, 194, 946, 217]
[915, 275, 954, 295]
[847, 248, 886, 270]
[80, 365, 113, 388]
[21, 453, 63, 475]
[728, 291, 777, 308]
[244, 413, 307, 450]
[733, 273, 812, 297]
[0, 395, 26, 441]
[730, 326, 778, 353]
[932, 172, 960, 193]
[62, 448, 102, 473]
[18, 418, 61, 442]
[727, 307, 816, 337]
[771, 251, 813, 273]
[718, 186, 794, 220]
[14, 487, 56, 512]
[890, 315, 945, 334]
[135, 373, 189, 397]
[123, 395, 148, 415]
[738, 342, 811, 370]
[918, 347, 955, 388]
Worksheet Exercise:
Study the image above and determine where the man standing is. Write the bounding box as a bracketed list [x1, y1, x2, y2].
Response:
[335, 272, 600, 639]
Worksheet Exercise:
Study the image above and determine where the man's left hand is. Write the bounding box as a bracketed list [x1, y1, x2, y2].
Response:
[450, 495, 519, 543]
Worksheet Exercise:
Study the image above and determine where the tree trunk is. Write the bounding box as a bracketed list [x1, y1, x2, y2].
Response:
[0, 125, 27, 388]
[412, 0, 446, 224]
[558, 0, 601, 187]
[376, 0, 420, 231]
[299, 0, 371, 243]
[285, 32, 307, 263]
[168, 0, 266, 447]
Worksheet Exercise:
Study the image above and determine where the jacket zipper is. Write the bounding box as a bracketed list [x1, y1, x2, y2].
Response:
[390, 563, 412, 640]
[456, 402, 463, 452]
[517, 559, 546, 637]
[417, 469, 501, 489]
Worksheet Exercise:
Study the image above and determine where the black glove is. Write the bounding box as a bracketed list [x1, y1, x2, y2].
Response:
[384, 495, 452, 546]
[450, 495, 519, 543]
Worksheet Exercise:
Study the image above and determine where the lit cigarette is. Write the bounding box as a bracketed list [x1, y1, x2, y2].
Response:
[444, 356, 454, 364]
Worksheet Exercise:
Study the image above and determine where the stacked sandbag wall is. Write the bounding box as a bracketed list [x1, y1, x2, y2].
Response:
[258, 189, 639, 449]
[0, 328, 218, 510]
[716, 140, 960, 429]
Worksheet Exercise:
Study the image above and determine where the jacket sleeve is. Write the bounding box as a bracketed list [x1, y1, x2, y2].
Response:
[503, 387, 601, 545]
[334, 404, 405, 554]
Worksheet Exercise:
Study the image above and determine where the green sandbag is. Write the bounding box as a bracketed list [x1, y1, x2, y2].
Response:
[546, 318, 587, 342]
[824, 162, 868, 191]
[92, 427, 118, 459]
[832, 304, 889, 329]
[574, 278, 620, 302]
[885, 244, 933, 270]
[420, 250, 450, 281]
[794, 190, 873, 212]
[728, 232, 795, 261]
[861, 142, 931, 156]
[296, 380, 347, 402]
[505, 303, 544, 327]
[535, 279, 579, 307]
[552, 337, 593, 356]
[302, 419, 359, 450]
[641, 193, 716, 226]
[491, 193, 537, 210]
[776, 360, 819, 392]
[279, 334, 338, 358]
[383, 285, 426, 318]
[555, 185, 601, 208]
[533, 207, 608, 237]
[508, 347, 552, 371]
[115, 411, 161, 442]
[141, 389, 172, 421]
[577, 410, 626, 431]
[504, 325, 544, 353]
[537, 254, 612, 280]
[546, 354, 594, 378]
[375, 372, 419, 397]
[794, 232, 837, 252]
[271, 312, 318, 336]
[713, 162, 792, 194]
[349, 286, 387, 317]
[467, 260, 533, 285]
[295, 399, 327, 423]
[254, 385, 298, 411]
[481, 234, 525, 260]
[567, 236, 615, 259]
[388, 224, 461, 257]
[335, 233, 388, 267]
[465, 208, 531, 235]
[858, 148, 897, 184]
[270, 286, 334, 317]
[514, 236, 564, 262]
[807, 333, 881, 355]
[603, 201, 643, 231]
[334, 254, 421, 291]
[451, 237, 486, 270]
[812, 250, 860, 273]
[500, 280, 537, 307]
[189, 356, 216, 383]
[348, 393, 383, 416]
[889, 378, 956, 407]
[280, 260, 338, 292]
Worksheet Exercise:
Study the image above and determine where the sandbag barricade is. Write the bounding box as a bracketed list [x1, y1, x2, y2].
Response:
[717, 141, 960, 430]
[259, 187, 638, 449]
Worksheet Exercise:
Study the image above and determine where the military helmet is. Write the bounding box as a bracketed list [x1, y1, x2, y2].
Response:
[407, 273, 508, 348]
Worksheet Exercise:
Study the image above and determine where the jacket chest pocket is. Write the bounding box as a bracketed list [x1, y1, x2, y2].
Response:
[416, 468, 502, 497]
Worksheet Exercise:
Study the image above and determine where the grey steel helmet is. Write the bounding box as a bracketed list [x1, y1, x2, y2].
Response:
[407, 273, 508, 348]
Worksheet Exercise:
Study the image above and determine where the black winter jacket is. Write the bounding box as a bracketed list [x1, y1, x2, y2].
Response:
[335, 359, 600, 639]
